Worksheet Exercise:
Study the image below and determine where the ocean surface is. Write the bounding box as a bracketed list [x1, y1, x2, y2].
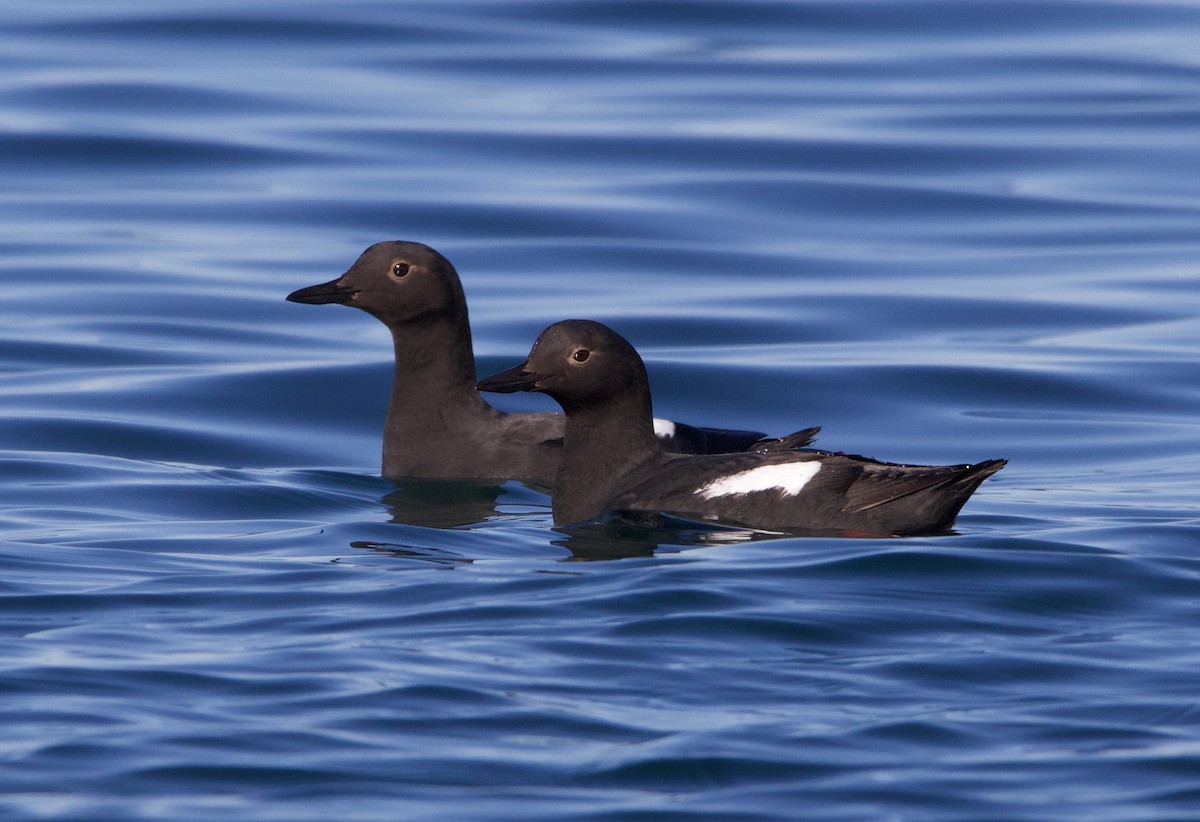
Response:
[2, 1, 1199, 819]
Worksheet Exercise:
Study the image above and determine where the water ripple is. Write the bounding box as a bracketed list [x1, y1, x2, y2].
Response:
[3, 1, 1200, 820]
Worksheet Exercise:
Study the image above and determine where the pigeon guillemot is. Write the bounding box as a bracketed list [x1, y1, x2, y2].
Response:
[477, 320, 1006, 536]
[287, 242, 815, 486]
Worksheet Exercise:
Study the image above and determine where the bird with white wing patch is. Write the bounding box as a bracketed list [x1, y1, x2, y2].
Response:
[477, 320, 1005, 536]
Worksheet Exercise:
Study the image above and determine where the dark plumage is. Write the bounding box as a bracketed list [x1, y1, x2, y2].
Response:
[287, 242, 812, 486]
[477, 320, 1005, 535]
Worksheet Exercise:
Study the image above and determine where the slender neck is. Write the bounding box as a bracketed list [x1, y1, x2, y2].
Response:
[553, 388, 662, 525]
[385, 315, 494, 435]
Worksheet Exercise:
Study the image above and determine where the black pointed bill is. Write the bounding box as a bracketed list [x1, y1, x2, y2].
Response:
[476, 362, 544, 393]
[286, 278, 356, 305]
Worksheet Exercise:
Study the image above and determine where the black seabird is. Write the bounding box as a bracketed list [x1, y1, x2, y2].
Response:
[287, 242, 813, 486]
[477, 320, 1005, 535]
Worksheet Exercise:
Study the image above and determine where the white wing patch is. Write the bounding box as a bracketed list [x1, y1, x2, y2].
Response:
[699, 462, 821, 499]
[652, 418, 676, 439]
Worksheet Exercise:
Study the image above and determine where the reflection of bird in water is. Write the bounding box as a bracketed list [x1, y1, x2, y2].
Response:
[379, 478, 511, 529]
[357, 480, 777, 563]
[551, 512, 774, 561]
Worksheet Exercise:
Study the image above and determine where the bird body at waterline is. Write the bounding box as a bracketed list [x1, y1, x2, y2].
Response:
[477, 320, 1005, 536]
[287, 242, 813, 487]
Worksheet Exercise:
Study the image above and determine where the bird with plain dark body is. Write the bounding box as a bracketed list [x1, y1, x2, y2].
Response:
[287, 242, 814, 487]
[477, 320, 1006, 535]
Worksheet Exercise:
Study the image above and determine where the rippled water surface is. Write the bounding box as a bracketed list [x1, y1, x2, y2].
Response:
[3, 1, 1200, 819]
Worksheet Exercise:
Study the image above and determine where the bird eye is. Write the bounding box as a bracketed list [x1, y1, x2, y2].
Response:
[391, 262, 410, 278]
[572, 349, 590, 363]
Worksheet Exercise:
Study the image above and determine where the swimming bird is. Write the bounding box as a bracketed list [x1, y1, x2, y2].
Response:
[287, 242, 812, 486]
[477, 320, 1005, 535]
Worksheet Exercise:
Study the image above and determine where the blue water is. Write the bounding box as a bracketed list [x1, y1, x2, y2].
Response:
[3, 1, 1199, 819]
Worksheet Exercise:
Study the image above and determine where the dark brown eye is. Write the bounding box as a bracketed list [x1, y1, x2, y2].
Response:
[572, 349, 590, 363]
[391, 262, 410, 278]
